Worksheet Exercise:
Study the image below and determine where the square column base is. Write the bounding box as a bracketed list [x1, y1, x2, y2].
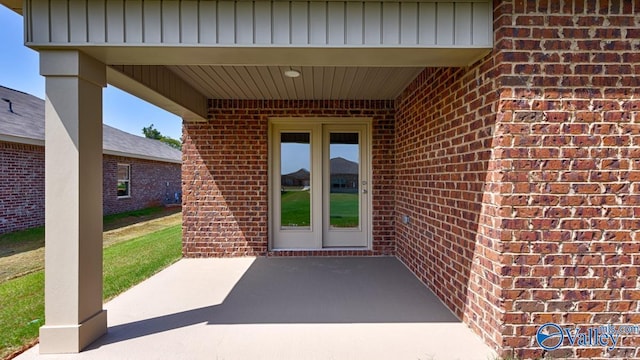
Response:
[39, 310, 107, 354]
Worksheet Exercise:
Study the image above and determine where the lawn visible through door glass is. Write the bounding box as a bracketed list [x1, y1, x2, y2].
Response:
[329, 193, 359, 227]
[280, 132, 311, 228]
[280, 190, 311, 227]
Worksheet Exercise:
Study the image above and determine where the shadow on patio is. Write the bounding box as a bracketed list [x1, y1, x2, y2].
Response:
[20, 257, 494, 360]
[94, 257, 457, 345]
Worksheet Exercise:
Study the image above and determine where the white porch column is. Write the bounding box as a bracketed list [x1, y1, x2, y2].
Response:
[38, 51, 107, 354]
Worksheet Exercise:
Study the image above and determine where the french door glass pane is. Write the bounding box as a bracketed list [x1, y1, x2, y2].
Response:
[280, 133, 311, 228]
[329, 133, 359, 228]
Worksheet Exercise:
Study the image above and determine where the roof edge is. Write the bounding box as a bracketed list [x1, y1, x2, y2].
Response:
[0, 135, 181, 164]
[0, 134, 44, 146]
[103, 149, 182, 164]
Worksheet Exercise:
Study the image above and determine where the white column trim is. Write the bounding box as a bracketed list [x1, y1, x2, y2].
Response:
[39, 50, 108, 354]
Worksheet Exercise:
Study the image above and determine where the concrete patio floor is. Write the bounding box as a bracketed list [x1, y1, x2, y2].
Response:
[18, 257, 496, 360]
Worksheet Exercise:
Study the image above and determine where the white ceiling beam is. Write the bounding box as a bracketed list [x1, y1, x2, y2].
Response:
[82, 46, 490, 68]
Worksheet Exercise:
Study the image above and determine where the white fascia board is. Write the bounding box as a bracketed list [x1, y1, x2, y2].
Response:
[0, 134, 45, 146]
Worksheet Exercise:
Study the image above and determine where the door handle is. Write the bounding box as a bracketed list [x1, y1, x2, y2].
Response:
[362, 188, 368, 194]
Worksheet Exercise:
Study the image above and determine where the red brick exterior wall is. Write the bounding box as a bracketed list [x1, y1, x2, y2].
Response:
[0, 141, 45, 234]
[103, 155, 182, 215]
[0, 141, 181, 234]
[182, 100, 395, 257]
[395, 63, 504, 349]
[396, 1, 640, 358]
[396, 1, 640, 359]
[493, 1, 640, 358]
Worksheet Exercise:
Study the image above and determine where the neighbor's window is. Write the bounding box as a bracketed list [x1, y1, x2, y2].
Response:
[117, 164, 130, 198]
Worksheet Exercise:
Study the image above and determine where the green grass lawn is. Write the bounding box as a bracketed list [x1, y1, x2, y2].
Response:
[328, 193, 359, 227]
[0, 225, 182, 360]
[0, 227, 45, 249]
[280, 191, 358, 228]
[0, 207, 178, 261]
[280, 191, 311, 226]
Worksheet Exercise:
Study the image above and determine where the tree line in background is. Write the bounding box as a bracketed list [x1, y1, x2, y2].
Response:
[142, 124, 182, 150]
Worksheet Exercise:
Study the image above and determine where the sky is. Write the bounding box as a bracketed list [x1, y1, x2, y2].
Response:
[281, 143, 359, 174]
[0, 6, 182, 140]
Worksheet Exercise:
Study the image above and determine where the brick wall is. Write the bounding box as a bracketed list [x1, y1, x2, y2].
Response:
[0, 141, 45, 234]
[0, 142, 181, 234]
[493, 1, 640, 358]
[103, 155, 182, 215]
[182, 100, 395, 257]
[395, 1, 640, 358]
[395, 62, 504, 349]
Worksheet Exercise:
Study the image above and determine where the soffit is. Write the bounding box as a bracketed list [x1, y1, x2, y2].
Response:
[166, 65, 424, 100]
[0, 0, 20, 14]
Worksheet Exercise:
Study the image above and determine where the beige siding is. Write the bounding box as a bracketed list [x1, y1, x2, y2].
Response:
[26, 0, 493, 48]
[144, 1, 162, 43]
[68, 0, 88, 43]
[106, 0, 125, 43]
[363, 3, 382, 45]
[418, 3, 437, 44]
[87, 0, 106, 43]
[436, 3, 454, 44]
[181, 1, 200, 44]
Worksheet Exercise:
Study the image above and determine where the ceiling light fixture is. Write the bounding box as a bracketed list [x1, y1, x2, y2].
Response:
[284, 69, 301, 78]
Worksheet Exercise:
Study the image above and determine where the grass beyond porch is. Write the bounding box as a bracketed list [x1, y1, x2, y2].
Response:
[0, 207, 181, 283]
[281, 191, 359, 228]
[0, 209, 182, 360]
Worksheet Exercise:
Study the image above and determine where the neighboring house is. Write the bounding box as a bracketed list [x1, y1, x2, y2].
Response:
[329, 157, 358, 193]
[0, 85, 181, 234]
[4, 1, 639, 358]
[281, 168, 310, 188]
[281, 157, 358, 191]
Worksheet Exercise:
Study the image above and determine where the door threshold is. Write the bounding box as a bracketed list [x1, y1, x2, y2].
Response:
[270, 247, 371, 252]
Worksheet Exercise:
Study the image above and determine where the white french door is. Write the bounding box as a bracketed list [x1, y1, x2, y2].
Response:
[270, 119, 371, 250]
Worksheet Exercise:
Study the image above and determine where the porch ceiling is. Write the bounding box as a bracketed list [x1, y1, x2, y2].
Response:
[87, 45, 488, 101]
[167, 65, 424, 100]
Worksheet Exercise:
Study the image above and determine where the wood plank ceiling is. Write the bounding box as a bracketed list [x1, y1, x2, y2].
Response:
[166, 65, 424, 100]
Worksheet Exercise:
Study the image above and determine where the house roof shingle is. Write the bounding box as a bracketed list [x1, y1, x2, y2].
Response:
[330, 157, 359, 175]
[0, 85, 181, 164]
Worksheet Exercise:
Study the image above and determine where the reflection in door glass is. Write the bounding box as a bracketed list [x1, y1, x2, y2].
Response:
[329, 133, 359, 228]
[280, 133, 311, 228]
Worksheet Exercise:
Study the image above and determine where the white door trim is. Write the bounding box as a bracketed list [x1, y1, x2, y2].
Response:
[322, 124, 370, 247]
[268, 117, 373, 251]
